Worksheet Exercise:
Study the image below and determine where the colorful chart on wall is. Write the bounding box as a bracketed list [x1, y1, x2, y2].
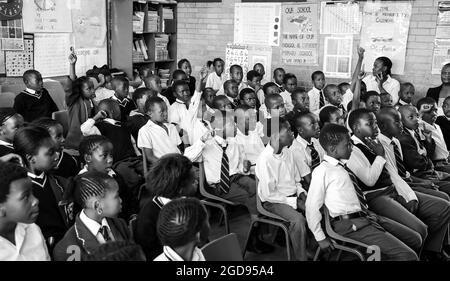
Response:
[0, 19, 24, 51]
[234, 3, 281, 46]
[360, 2, 412, 75]
[5, 33, 33, 77]
[23, 0, 73, 33]
[281, 3, 318, 66]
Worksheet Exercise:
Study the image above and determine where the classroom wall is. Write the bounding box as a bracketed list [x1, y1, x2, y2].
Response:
[177, 0, 443, 101]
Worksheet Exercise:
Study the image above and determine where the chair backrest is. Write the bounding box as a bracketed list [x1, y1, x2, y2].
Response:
[0, 92, 17, 108]
[201, 233, 243, 261]
[255, 177, 288, 222]
[198, 161, 235, 205]
[52, 110, 69, 137]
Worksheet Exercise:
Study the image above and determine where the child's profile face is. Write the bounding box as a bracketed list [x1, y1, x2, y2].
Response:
[292, 92, 310, 112]
[420, 103, 438, 125]
[147, 77, 162, 93]
[381, 94, 393, 107]
[266, 85, 280, 96]
[225, 82, 239, 99]
[312, 74, 325, 90]
[329, 110, 345, 127]
[400, 86, 415, 104]
[100, 182, 122, 218]
[267, 97, 286, 118]
[366, 95, 381, 114]
[203, 89, 216, 108]
[214, 61, 224, 76]
[247, 77, 261, 89]
[115, 82, 129, 99]
[298, 115, 320, 139]
[48, 124, 65, 151]
[181, 61, 192, 77]
[31, 140, 59, 172]
[25, 73, 43, 92]
[150, 102, 168, 123]
[400, 107, 419, 130]
[278, 122, 295, 148]
[373, 59, 386, 76]
[88, 142, 114, 174]
[137, 93, 150, 110]
[443, 99, 450, 117]
[284, 78, 297, 94]
[274, 70, 285, 85]
[241, 92, 257, 109]
[216, 98, 233, 111]
[442, 65, 450, 84]
[325, 87, 343, 106]
[382, 112, 403, 137]
[1, 177, 39, 224]
[356, 113, 379, 139]
[82, 80, 95, 100]
[231, 67, 243, 84]
[175, 84, 191, 103]
[334, 134, 352, 160]
[1, 114, 24, 143]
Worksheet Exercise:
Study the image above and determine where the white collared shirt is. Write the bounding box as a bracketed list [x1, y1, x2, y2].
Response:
[79, 210, 115, 244]
[0, 223, 50, 261]
[235, 128, 265, 167]
[78, 165, 117, 177]
[80, 118, 120, 136]
[363, 74, 400, 104]
[423, 122, 449, 161]
[168, 90, 202, 135]
[94, 87, 115, 103]
[246, 84, 265, 105]
[377, 133, 418, 202]
[27, 171, 47, 188]
[200, 135, 247, 185]
[305, 154, 363, 242]
[346, 135, 387, 191]
[137, 120, 181, 158]
[279, 90, 293, 112]
[0, 139, 13, 149]
[308, 87, 324, 113]
[405, 128, 427, 156]
[154, 246, 205, 261]
[256, 144, 306, 210]
[342, 88, 354, 109]
[289, 136, 325, 178]
[216, 82, 246, 96]
[205, 72, 226, 91]
[24, 87, 42, 99]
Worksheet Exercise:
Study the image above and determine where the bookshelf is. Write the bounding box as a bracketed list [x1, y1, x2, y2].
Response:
[110, 0, 177, 89]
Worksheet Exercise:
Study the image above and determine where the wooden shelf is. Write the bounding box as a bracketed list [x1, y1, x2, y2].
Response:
[133, 59, 174, 64]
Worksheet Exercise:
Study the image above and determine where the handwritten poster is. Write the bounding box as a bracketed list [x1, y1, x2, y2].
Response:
[281, 3, 318, 66]
[360, 2, 412, 75]
[323, 36, 353, 79]
[432, 2, 450, 74]
[34, 33, 71, 77]
[23, 0, 73, 33]
[5, 34, 34, 77]
[320, 1, 361, 34]
[234, 3, 281, 46]
[225, 44, 249, 81]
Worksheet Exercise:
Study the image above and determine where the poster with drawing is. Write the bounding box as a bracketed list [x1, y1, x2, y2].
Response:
[360, 2, 412, 75]
[23, 0, 73, 33]
[281, 3, 318, 66]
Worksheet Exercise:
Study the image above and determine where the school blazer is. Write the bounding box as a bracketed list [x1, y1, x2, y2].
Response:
[426, 85, 443, 103]
[397, 131, 435, 174]
[52, 214, 131, 261]
[48, 175, 75, 229]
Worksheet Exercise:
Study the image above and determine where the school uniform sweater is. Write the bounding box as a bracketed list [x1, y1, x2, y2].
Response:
[162, 86, 176, 105]
[13, 88, 58, 122]
[51, 152, 80, 179]
[53, 214, 130, 261]
[95, 120, 137, 162]
[126, 111, 150, 142]
[111, 96, 136, 122]
[436, 116, 450, 150]
[0, 140, 14, 157]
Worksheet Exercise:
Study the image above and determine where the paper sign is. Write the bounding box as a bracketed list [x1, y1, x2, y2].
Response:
[320, 1, 361, 34]
[34, 33, 71, 77]
[23, 0, 73, 33]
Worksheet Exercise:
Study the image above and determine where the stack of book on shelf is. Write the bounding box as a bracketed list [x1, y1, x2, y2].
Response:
[162, 8, 174, 32]
[158, 69, 171, 88]
[147, 10, 159, 32]
[133, 39, 149, 62]
[133, 12, 145, 33]
[154, 34, 169, 61]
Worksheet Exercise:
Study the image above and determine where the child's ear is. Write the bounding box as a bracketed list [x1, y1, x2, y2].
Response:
[94, 200, 102, 215]
[26, 154, 34, 165]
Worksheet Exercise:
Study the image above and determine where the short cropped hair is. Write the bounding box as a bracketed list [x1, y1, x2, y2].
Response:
[311, 70, 324, 81]
[347, 108, 372, 132]
[246, 70, 261, 81]
[319, 123, 349, 151]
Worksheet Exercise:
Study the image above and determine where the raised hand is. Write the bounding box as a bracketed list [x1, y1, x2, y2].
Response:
[68, 46, 77, 65]
[357, 46, 365, 59]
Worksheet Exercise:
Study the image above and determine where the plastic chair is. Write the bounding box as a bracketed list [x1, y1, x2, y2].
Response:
[52, 110, 69, 137]
[313, 206, 378, 261]
[199, 161, 237, 235]
[201, 233, 243, 261]
[128, 214, 138, 241]
[0, 92, 16, 108]
[242, 177, 292, 260]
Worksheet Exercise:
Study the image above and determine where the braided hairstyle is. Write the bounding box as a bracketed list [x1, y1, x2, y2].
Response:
[157, 197, 208, 248]
[79, 135, 112, 165]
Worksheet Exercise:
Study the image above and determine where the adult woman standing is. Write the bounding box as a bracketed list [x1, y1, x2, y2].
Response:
[427, 63, 450, 108]
[363, 56, 401, 104]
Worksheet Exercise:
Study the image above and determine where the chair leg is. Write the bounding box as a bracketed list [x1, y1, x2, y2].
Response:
[242, 220, 257, 259]
[282, 226, 291, 261]
[313, 246, 321, 261]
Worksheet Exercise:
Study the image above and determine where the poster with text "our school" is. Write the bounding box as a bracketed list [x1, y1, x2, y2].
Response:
[360, 2, 412, 75]
[281, 3, 319, 66]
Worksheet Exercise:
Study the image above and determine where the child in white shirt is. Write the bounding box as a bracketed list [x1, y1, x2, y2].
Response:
[205, 58, 226, 93]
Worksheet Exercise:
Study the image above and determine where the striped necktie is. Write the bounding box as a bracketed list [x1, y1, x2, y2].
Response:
[100, 225, 112, 242]
[307, 143, 320, 170]
[338, 104, 347, 116]
[319, 90, 325, 108]
[391, 141, 407, 177]
[414, 129, 425, 150]
[339, 163, 369, 212]
[219, 144, 230, 194]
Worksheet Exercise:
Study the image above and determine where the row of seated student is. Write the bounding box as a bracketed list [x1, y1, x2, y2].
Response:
[3, 45, 450, 261]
